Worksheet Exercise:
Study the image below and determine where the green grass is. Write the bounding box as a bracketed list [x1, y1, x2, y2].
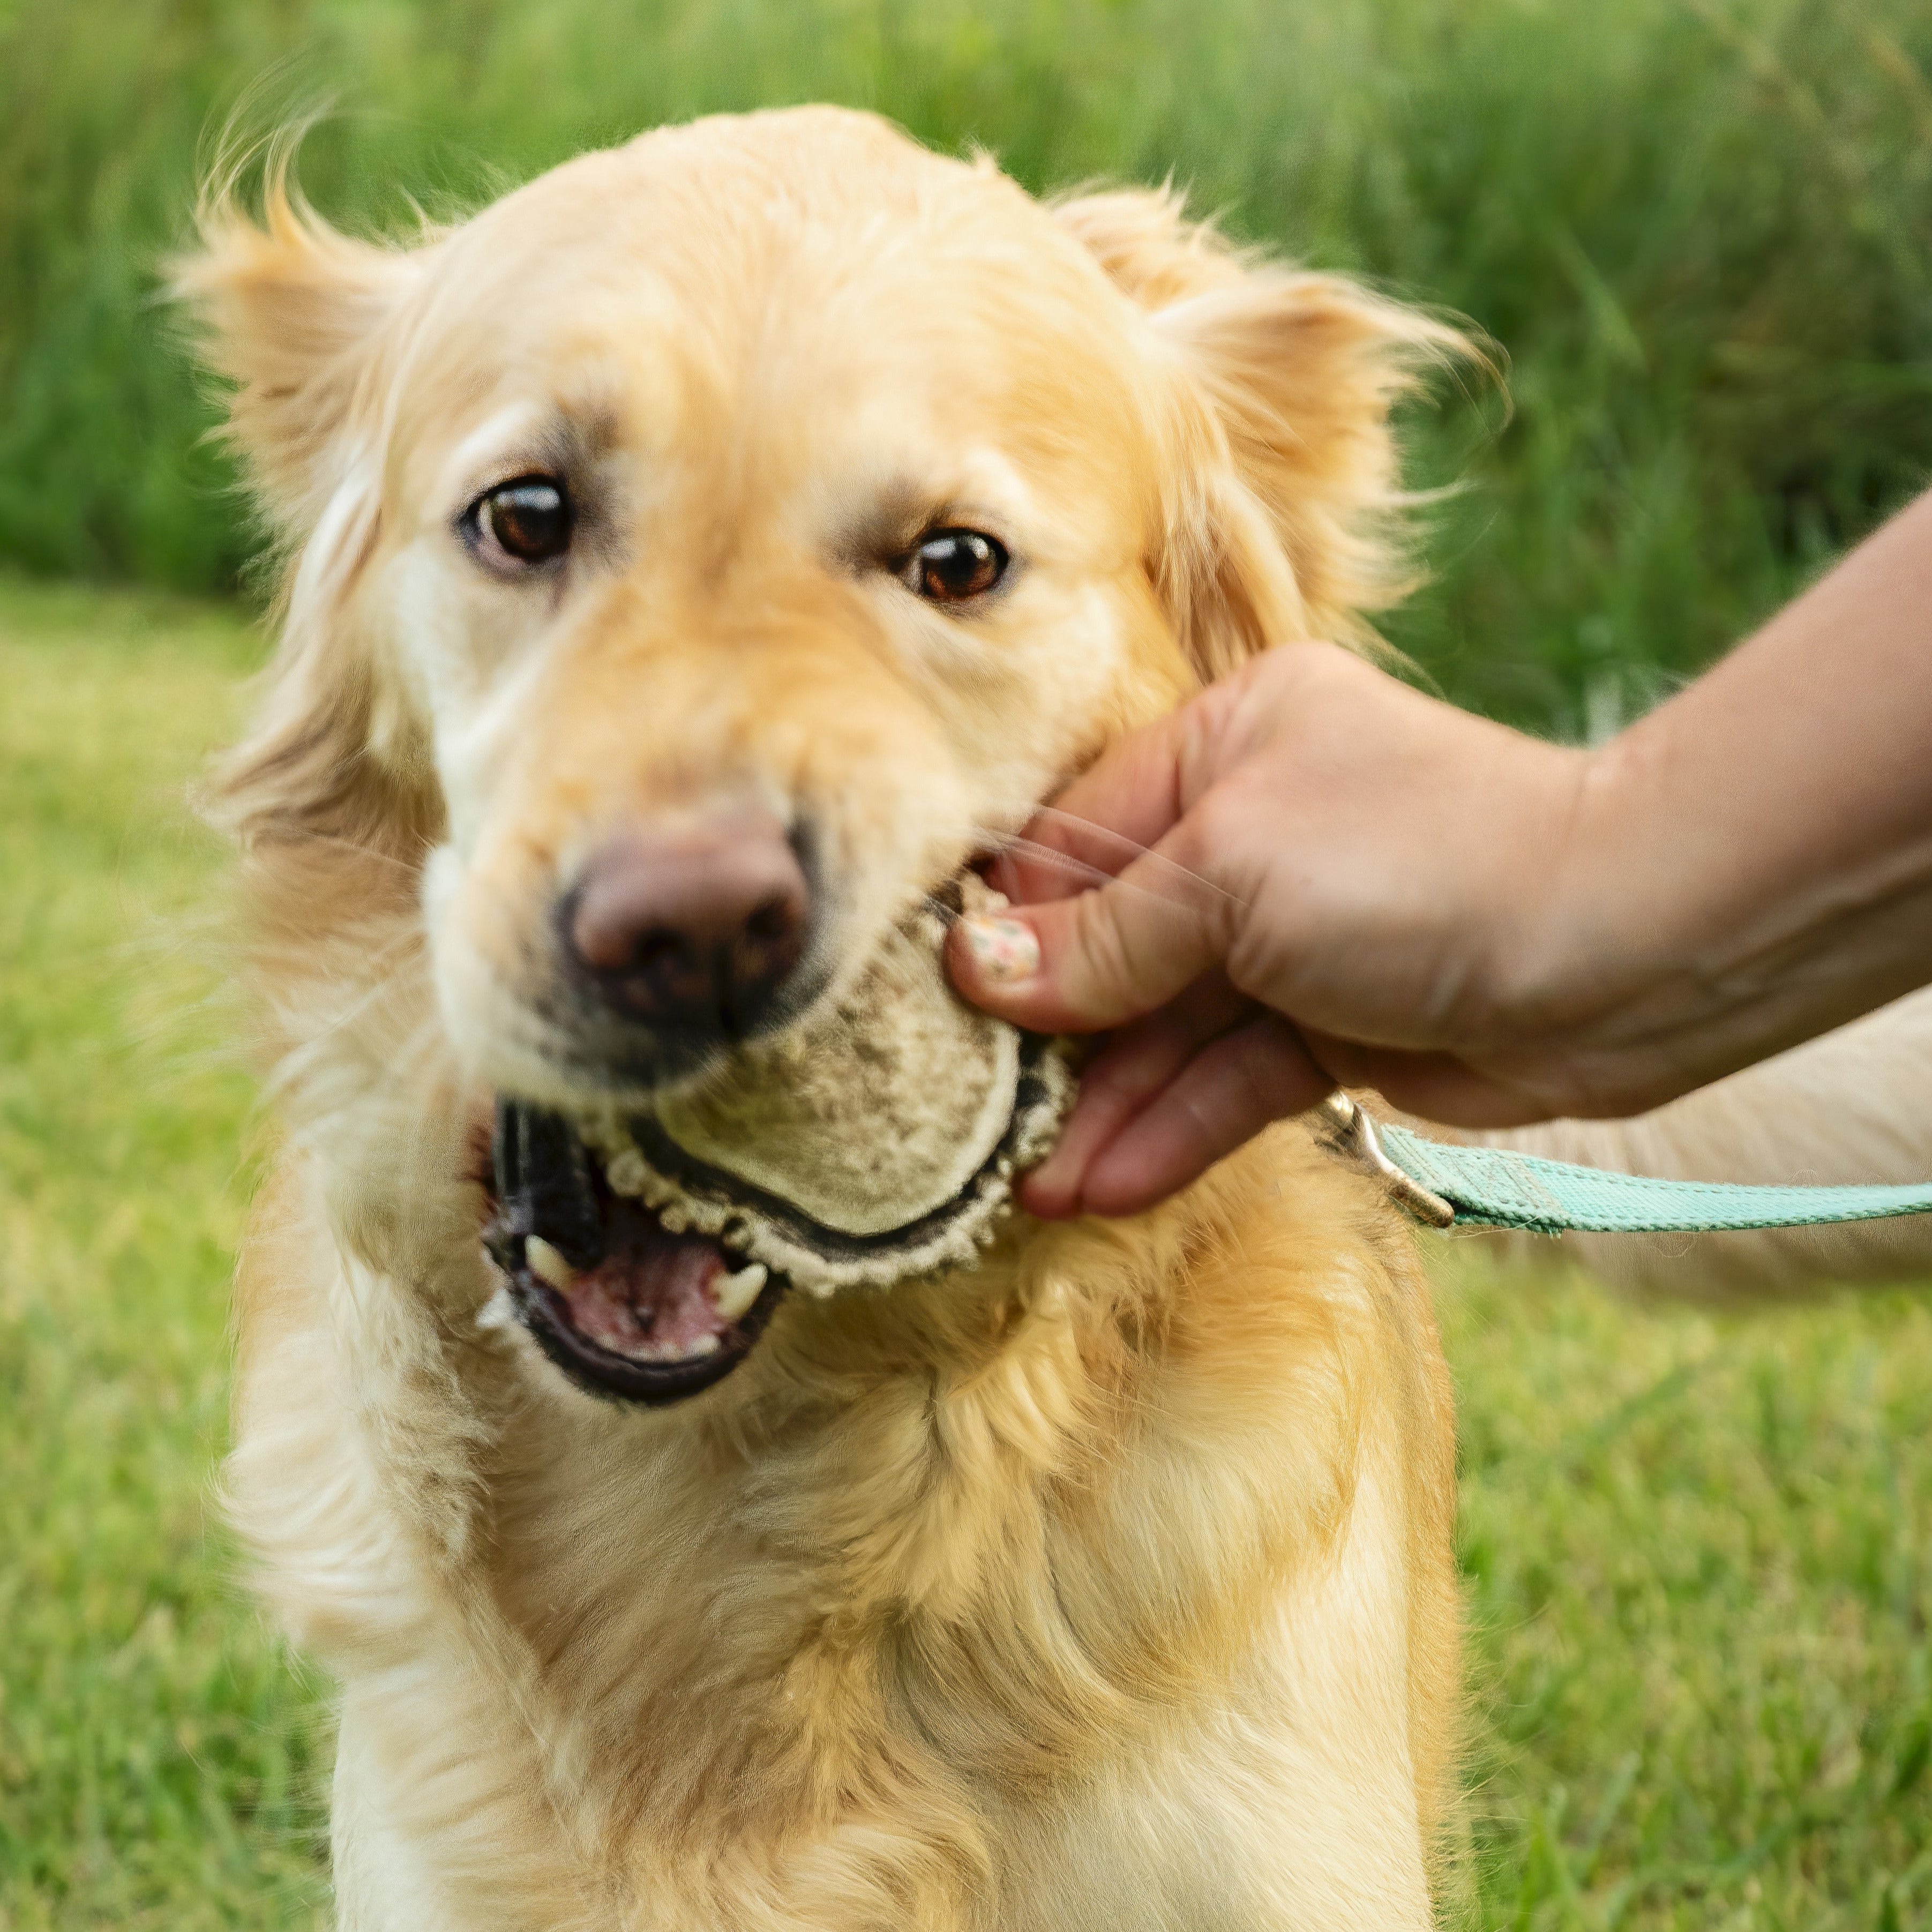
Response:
[3, 0, 1932, 728]
[3, 579, 1930, 1924]
[0, 579, 328, 1928]
[1449, 1255, 1932, 1928]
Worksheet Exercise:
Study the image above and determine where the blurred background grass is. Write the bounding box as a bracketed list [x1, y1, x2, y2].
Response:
[4, 0, 1932, 1925]
[0, 582, 326, 1928]
[2, 0, 1931, 725]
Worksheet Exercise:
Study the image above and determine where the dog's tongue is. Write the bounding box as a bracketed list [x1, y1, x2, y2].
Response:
[557, 1220, 732, 1360]
[519, 1196, 773, 1364]
[492, 1098, 783, 1402]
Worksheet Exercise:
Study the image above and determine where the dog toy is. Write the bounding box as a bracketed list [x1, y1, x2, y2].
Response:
[574, 875, 1077, 1297]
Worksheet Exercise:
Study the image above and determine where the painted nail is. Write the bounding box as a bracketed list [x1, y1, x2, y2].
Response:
[959, 913, 1041, 984]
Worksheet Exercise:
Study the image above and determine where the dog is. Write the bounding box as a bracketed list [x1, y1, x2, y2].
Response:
[182, 107, 1466, 1928]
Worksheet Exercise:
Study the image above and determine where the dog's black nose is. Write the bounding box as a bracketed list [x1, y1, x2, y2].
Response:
[565, 811, 811, 1039]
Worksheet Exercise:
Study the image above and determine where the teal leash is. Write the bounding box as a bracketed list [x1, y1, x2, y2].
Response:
[1312, 1092, 1932, 1237]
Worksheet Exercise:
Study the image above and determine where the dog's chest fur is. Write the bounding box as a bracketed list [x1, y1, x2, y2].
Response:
[234, 1103, 1452, 1930]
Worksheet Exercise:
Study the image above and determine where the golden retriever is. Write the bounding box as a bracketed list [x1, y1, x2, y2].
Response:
[182, 107, 1464, 1929]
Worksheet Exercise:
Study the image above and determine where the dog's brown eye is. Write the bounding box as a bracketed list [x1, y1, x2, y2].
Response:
[470, 475, 573, 567]
[905, 528, 1007, 603]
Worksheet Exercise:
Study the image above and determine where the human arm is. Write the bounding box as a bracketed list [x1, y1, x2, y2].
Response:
[948, 488, 1932, 1218]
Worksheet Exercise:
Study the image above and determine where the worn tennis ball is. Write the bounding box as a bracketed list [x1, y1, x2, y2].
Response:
[588, 879, 1074, 1295]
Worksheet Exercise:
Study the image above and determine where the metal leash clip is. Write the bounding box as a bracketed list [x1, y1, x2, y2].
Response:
[1311, 1091, 1456, 1229]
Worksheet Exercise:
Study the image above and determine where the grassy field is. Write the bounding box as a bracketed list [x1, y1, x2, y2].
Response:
[0, 580, 327, 1929]
[4, 0, 1932, 728]
[1, 574, 1929, 1924]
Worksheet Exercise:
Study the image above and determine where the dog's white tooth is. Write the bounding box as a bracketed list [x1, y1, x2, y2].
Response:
[686, 1333, 722, 1358]
[711, 1262, 768, 1322]
[658, 1202, 691, 1234]
[605, 1148, 646, 1196]
[524, 1235, 579, 1293]
[476, 1284, 519, 1333]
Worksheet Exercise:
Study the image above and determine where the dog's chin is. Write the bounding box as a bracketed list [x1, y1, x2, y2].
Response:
[484, 1104, 789, 1407]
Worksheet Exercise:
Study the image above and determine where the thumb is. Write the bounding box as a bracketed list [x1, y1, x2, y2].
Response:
[947, 848, 1238, 1034]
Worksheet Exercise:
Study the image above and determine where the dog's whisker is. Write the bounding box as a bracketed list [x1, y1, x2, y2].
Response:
[970, 818, 1251, 925]
[919, 892, 966, 927]
[278, 828, 426, 877]
[1015, 807, 1250, 912]
[972, 835, 1120, 892]
[268, 935, 428, 1068]
[1021, 804, 1164, 870]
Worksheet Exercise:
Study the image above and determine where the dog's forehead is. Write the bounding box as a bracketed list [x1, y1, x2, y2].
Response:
[466, 107, 1060, 278]
[401, 110, 1140, 420]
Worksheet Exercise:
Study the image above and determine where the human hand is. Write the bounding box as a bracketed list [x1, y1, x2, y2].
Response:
[951, 490, 1932, 1218]
[947, 643, 1595, 1217]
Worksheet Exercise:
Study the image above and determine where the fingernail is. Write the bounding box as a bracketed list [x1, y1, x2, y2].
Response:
[958, 913, 1040, 984]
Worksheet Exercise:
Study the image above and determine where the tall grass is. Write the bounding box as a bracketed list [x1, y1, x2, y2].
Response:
[3, 0, 1929, 725]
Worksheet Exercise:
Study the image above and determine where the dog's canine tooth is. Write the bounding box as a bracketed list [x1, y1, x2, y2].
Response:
[475, 1284, 520, 1333]
[524, 1234, 580, 1293]
[712, 1262, 768, 1321]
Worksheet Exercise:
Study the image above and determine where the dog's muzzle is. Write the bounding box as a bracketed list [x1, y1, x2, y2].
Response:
[483, 881, 1076, 1404]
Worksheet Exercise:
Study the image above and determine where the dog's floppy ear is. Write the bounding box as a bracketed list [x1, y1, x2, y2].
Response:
[175, 177, 436, 857]
[175, 175, 424, 534]
[1055, 186, 1469, 677]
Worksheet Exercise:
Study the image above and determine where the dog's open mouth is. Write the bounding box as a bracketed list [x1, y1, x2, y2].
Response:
[485, 1102, 789, 1403]
[482, 886, 1075, 1405]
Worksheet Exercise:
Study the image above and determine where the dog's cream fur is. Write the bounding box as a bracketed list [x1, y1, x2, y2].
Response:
[186, 109, 1467, 1928]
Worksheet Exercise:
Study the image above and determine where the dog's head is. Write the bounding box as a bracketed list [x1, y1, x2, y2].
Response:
[183, 107, 1453, 1406]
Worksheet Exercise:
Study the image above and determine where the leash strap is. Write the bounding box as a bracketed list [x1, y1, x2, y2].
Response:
[1313, 1093, 1932, 1236]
